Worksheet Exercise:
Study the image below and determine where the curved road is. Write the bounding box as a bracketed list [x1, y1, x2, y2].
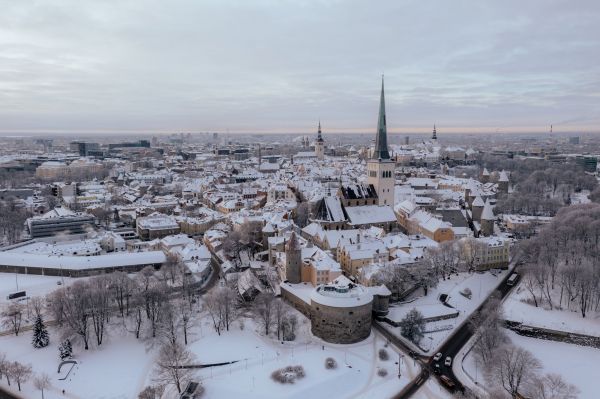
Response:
[382, 263, 520, 398]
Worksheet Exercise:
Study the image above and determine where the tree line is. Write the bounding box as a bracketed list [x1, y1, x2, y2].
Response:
[520, 203, 600, 318]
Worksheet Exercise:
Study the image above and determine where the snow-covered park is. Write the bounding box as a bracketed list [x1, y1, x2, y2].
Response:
[503, 281, 600, 337]
[383, 269, 508, 354]
[462, 329, 600, 399]
[0, 274, 420, 399]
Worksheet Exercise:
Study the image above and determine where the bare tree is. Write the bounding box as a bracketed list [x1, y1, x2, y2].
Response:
[1, 302, 24, 336]
[138, 385, 165, 399]
[525, 373, 579, 399]
[8, 361, 32, 392]
[161, 253, 183, 286]
[128, 290, 145, 339]
[33, 373, 51, 399]
[470, 294, 508, 364]
[0, 353, 10, 386]
[146, 284, 167, 339]
[153, 341, 196, 394]
[203, 289, 224, 336]
[273, 299, 290, 341]
[253, 293, 276, 336]
[56, 281, 91, 350]
[487, 345, 541, 398]
[89, 276, 112, 346]
[425, 241, 462, 280]
[177, 298, 193, 345]
[157, 301, 179, 346]
[29, 296, 45, 320]
[458, 238, 489, 272]
[111, 271, 134, 317]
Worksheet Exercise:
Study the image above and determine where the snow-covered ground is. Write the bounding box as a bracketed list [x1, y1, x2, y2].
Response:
[0, 307, 420, 399]
[0, 326, 157, 399]
[414, 379, 453, 399]
[0, 274, 79, 305]
[571, 189, 591, 205]
[192, 317, 419, 399]
[385, 270, 508, 353]
[463, 329, 600, 398]
[503, 282, 600, 337]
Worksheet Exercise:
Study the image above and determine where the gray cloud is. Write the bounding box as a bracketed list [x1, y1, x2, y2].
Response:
[0, 0, 599, 133]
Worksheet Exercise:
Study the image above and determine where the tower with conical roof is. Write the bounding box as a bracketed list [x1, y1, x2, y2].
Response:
[480, 199, 495, 237]
[285, 231, 302, 283]
[498, 170, 509, 193]
[367, 77, 395, 206]
[315, 121, 325, 160]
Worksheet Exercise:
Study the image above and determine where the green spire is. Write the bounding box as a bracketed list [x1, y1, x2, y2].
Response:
[373, 76, 390, 160]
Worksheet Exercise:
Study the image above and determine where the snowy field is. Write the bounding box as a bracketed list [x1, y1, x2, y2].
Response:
[463, 329, 600, 399]
[0, 308, 421, 399]
[0, 274, 79, 305]
[0, 326, 157, 399]
[192, 317, 420, 399]
[503, 282, 600, 337]
[385, 270, 508, 353]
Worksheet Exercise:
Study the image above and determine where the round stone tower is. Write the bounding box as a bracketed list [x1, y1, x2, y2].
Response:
[310, 276, 372, 344]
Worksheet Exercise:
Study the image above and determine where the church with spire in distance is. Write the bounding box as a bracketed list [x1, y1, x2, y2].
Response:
[315, 121, 325, 160]
[366, 77, 395, 207]
[309, 78, 398, 232]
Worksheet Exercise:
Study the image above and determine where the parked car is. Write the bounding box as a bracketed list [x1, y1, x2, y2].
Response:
[433, 352, 442, 362]
[440, 375, 456, 389]
[445, 356, 452, 367]
[433, 363, 441, 374]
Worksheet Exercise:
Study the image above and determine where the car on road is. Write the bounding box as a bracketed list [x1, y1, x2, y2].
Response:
[433, 363, 441, 374]
[440, 375, 456, 389]
[433, 352, 442, 362]
[507, 272, 519, 286]
[445, 356, 452, 367]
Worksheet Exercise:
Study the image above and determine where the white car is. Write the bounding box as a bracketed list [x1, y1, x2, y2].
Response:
[433, 352, 442, 362]
[445, 356, 452, 367]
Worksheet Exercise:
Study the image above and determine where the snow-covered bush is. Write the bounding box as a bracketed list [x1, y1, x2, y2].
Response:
[271, 365, 306, 384]
[58, 339, 73, 360]
[377, 368, 388, 377]
[378, 348, 389, 361]
[460, 287, 472, 299]
[325, 357, 337, 370]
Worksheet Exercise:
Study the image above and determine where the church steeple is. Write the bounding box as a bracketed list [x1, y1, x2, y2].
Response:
[432, 124, 437, 140]
[315, 120, 325, 160]
[372, 76, 390, 160]
[367, 77, 395, 207]
[317, 120, 324, 142]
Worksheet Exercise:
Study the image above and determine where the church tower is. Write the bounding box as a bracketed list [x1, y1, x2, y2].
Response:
[285, 231, 302, 283]
[432, 124, 437, 141]
[315, 121, 325, 160]
[367, 77, 395, 206]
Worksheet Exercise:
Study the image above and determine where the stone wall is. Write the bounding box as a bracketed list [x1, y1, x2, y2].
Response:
[310, 300, 372, 344]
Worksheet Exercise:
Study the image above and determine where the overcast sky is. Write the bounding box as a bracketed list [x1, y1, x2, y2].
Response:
[1, 0, 599, 135]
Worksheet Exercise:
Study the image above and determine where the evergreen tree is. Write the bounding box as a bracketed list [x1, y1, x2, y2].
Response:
[32, 315, 49, 349]
[58, 339, 73, 360]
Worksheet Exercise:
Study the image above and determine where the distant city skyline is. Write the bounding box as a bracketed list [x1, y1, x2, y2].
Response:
[1, 0, 599, 134]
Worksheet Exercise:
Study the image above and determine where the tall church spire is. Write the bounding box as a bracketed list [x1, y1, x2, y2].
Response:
[372, 76, 390, 160]
[317, 120, 323, 142]
[432, 124, 437, 140]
